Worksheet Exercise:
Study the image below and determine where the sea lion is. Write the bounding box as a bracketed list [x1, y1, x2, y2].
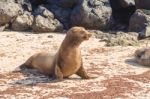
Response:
[134, 48, 150, 66]
[23, 26, 92, 80]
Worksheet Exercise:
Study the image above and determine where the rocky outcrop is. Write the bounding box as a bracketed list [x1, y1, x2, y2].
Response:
[12, 12, 33, 31]
[0, 24, 7, 32]
[0, 0, 150, 36]
[32, 15, 63, 33]
[108, 0, 136, 31]
[70, 0, 111, 30]
[128, 9, 150, 38]
[47, 5, 72, 29]
[32, 6, 63, 32]
[0, 0, 111, 32]
[135, 0, 150, 10]
[32, 6, 63, 33]
[46, 0, 111, 30]
[0, 2, 23, 25]
[15, 0, 32, 12]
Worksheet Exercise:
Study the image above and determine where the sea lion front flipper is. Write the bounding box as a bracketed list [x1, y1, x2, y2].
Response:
[52, 64, 63, 81]
[76, 65, 90, 79]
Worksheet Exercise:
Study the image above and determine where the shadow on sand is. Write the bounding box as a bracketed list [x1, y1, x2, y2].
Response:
[125, 58, 150, 68]
[10, 64, 83, 86]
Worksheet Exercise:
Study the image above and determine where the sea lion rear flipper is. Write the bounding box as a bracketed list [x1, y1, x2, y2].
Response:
[12, 63, 27, 73]
[76, 65, 90, 79]
[52, 64, 63, 81]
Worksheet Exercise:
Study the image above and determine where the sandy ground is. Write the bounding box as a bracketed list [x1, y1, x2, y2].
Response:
[0, 31, 150, 99]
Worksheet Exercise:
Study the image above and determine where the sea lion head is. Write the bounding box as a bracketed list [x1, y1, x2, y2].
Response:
[135, 48, 150, 59]
[142, 48, 150, 59]
[135, 49, 145, 59]
[66, 26, 92, 42]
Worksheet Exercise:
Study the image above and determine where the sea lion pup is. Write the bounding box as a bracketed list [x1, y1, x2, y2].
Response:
[134, 48, 150, 66]
[23, 26, 92, 80]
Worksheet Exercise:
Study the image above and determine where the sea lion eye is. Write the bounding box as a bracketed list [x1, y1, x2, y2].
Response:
[80, 31, 85, 35]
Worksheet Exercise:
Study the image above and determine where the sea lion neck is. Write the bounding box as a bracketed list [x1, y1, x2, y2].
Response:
[61, 35, 82, 48]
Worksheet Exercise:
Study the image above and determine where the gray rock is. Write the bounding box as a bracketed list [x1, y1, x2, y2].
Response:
[33, 5, 54, 19]
[139, 26, 150, 38]
[135, 0, 150, 10]
[0, 24, 7, 32]
[15, 0, 32, 12]
[32, 6, 63, 32]
[47, 4, 72, 29]
[0, 0, 15, 2]
[46, 0, 77, 8]
[119, 0, 135, 8]
[128, 9, 150, 38]
[0, 2, 23, 25]
[32, 15, 63, 33]
[58, 0, 78, 8]
[12, 11, 33, 31]
[145, 26, 150, 37]
[108, 0, 135, 31]
[71, 0, 111, 30]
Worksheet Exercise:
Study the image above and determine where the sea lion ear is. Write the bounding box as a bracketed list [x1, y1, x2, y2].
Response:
[67, 27, 78, 34]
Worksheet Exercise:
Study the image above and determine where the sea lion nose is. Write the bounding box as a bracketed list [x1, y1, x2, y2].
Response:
[88, 33, 92, 37]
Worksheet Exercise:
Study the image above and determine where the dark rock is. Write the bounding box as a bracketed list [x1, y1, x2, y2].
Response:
[0, 2, 23, 25]
[58, 0, 78, 8]
[15, 0, 32, 12]
[119, 0, 135, 8]
[12, 11, 33, 31]
[32, 5, 63, 32]
[128, 9, 150, 38]
[109, 0, 136, 30]
[47, 5, 72, 29]
[32, 15, 63, 33]
[46, 0, 78, 8]
[139, 26, 150, 38]
[135, 0, 150, 10]
[33, 5, 54, 19]
[29, 0, 45, 9]
[71, 0, 111, 30]
[0, 24, 7, 32]
[47, 35, 53, 38]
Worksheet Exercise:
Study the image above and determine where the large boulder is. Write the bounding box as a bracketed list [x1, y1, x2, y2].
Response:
[12, 11, 33, 31]
[0, 2, 23, 25]
[32, 5, 63, 33]
[47, 5, 72, 29]
[32, 15, 63, 33]
[33, 5, 54, 18]
[128, 9, 150, 38]
[70, 0, 111, 30]
[15, 0, 32, 12]
[108, 0, 135, 30]
[28, 0, 45, 9]
[45, 0, 76, 29]
[135, 0, 150, 10]
[46, 0, 77, 8]
[0, 24, 7, 32]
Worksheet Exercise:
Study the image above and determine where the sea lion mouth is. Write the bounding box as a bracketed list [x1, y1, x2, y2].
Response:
[83, 33, 92, 40]
[88, 33, 92, 37]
